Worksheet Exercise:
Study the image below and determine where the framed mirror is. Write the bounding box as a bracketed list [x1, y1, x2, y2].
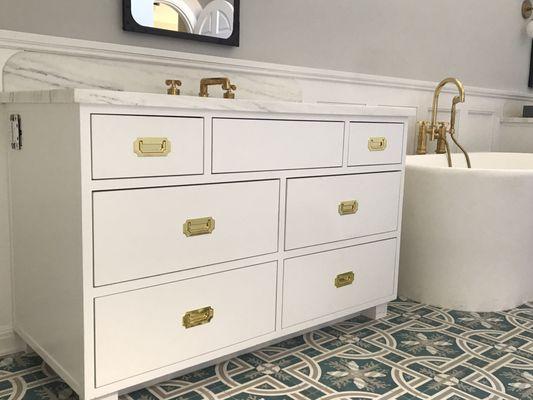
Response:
[123, 0, 240, 46]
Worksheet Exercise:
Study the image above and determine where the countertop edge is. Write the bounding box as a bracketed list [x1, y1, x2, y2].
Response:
[1, 89, 416, 117]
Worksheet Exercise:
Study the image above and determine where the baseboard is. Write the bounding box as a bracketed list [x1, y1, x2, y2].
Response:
[0, 327, 24, 357]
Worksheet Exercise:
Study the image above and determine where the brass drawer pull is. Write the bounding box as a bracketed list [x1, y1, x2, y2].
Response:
[183, 217, 215, 237]
[368, 137, 387, 151]
[133, 137, 171, 157]
[338, 200, 358, 216]
[182, 306, 214, 329]
[335, 272, 355, 288]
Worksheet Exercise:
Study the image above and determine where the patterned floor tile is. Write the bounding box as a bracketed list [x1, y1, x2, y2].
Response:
[448, 311, 517, 332]
[1, 298, 532, 400]
[410, 362, 492, 398]
[493, 365, 533, 399]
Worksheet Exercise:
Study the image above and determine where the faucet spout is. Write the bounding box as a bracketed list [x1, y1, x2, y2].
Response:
[430, 77, 465, 129]
[199, 77, 237, 99]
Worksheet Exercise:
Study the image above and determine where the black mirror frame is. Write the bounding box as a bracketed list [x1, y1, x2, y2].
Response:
[529, 40, 533, 88]
[122, 0, 240, 47]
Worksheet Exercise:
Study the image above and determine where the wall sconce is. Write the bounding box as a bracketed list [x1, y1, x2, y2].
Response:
[523, 0, 533, 37]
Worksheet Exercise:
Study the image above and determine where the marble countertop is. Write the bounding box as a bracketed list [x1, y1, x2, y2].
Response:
[0, 89, 415, 117]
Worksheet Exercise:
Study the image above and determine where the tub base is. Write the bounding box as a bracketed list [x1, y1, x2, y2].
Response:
[399, 153, 533, 312]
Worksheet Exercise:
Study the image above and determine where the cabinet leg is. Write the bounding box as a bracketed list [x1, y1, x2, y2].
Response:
[362, 303, 388, 320]
[24, 343, 33, 354]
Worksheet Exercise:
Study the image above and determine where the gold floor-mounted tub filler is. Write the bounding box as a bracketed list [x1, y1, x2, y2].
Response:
[416, 78, 471, 168]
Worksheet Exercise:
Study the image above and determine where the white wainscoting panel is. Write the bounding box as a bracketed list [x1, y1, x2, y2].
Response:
[497, 119, 533, 152]
[462, 110, 498, 152]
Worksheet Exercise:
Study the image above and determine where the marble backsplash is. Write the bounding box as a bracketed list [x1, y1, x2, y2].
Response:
[3, 51, 302, 102]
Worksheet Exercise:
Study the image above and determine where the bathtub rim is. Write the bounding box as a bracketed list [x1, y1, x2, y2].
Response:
[406, 152, 533, 176]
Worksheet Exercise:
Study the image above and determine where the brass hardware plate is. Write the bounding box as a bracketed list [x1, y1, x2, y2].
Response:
[338, 200, 358, 216]
[182, 306, 214, 329]
[335, 272, 355, 288]
[10, 114, 22, 150]
[133, 137, 171, 157]
[183, 217, 215, 237]
[368, 137, 387, 152]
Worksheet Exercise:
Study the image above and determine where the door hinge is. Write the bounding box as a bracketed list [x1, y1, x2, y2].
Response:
[10, 114, 22, 150]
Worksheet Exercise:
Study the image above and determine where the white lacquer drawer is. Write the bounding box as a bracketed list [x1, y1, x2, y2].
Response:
[282, 239, 397, 328]
[95, 261, 277, 387]
[212, 118, 344, 173]
[348, 122, 404, 166]
[93, 180, 279, 286]
[285, 172, 401, 250]
[91, 114, 204, 179]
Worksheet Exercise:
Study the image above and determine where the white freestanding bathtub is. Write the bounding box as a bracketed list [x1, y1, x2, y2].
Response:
[399, 152, 533, 311]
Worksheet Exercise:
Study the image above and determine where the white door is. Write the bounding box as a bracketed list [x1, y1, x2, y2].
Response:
[194, 0, 234, 39]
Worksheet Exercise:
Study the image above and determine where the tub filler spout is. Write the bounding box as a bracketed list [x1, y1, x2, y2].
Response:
[417, 77, 471, 168]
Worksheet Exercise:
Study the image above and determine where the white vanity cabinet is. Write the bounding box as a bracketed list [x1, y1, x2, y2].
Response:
[2, 89, 411, 400]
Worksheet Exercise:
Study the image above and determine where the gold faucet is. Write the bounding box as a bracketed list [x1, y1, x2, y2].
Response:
[417, 77, 471, 168]
[166, 79, 182, 95]
[199, 77, 237, 99]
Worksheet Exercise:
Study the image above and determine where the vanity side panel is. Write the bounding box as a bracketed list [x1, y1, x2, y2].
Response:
[394, 119, 410, 296]
[8, 104, 84, 392]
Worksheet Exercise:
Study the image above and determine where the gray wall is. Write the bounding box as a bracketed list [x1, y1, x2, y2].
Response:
[0, 0, 531, 91]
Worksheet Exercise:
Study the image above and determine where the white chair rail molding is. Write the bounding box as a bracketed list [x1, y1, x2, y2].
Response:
[1, 88, 411, 400]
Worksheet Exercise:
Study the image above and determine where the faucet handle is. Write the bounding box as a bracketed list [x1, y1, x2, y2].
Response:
[416, 121, 429, 155]
[417, 120, 433, 137]
[224, 84, 237, 99]
[165, 79, 182, 95]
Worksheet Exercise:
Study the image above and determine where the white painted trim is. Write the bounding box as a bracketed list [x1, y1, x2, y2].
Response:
[0, 326, 23, 357]
[0, 29, 533, 102]
[501, 117, 533, 124]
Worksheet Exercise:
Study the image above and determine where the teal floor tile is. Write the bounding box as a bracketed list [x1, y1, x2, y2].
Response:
[1, 298, 531, 400]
